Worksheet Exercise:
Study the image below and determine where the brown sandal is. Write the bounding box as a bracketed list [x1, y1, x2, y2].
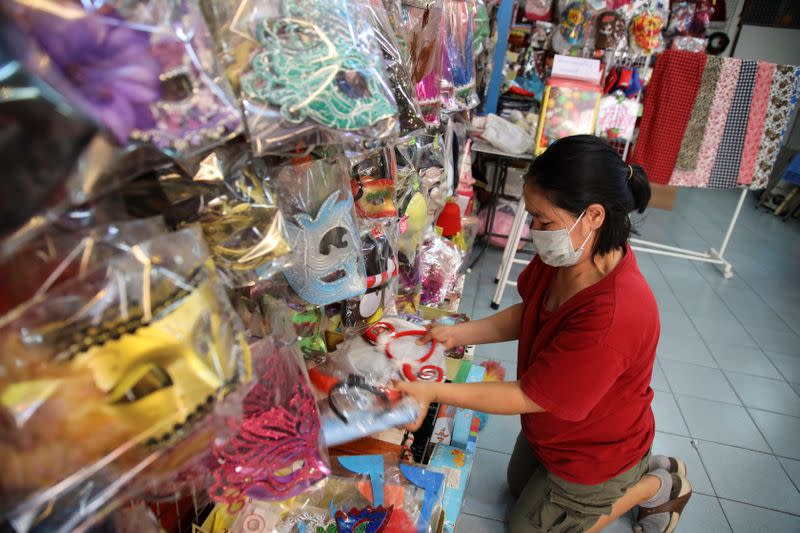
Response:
[636, 473, 693, 533]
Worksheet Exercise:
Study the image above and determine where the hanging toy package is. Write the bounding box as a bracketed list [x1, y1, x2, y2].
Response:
[363, 0, 426, 135]
[441, 0, 479, 112]
[231, 0, 399, 154]
[594, 10, 628, 51]
[629, 5, 666, 54]
[342, 220, 400, 331]
[404, 0, 445, 125]
[160, 142, 292, 288]
[551, 1, 592, 54]
[209, 337, 330, 508]
[666, 2, 694, 36]
[0, 227, 251, 532]
[350, 147, 400, 220]
[419, 230, 465, 307]
[595, 93, 640, 141]
[4, 0, 242, 159]
[266, 154, 368, 306]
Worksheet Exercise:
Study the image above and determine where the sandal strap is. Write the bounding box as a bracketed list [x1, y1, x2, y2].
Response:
[637, 490, 692, 521]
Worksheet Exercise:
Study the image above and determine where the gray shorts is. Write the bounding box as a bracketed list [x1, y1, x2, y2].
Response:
[506, 432, 649, 533]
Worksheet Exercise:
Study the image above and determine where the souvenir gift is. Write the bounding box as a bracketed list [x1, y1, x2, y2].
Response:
[0, 227, 250, 531]
[551, 1, 591, 54]
[6, 0, 242, 157]
[237, 0, 399, 153]
[210, 338, 330, 508]
[351, 148, 399, 219]
[595, 10, 628, 50]
[629, 6, 665, 54]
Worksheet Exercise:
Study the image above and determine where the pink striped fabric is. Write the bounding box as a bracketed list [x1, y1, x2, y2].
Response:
[670, 58, 741, 187]
[737, 62, 776, 185]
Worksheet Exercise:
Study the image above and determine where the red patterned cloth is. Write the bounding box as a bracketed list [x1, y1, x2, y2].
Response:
[737, 62, 776, 186]
[631, 51, 708, 184]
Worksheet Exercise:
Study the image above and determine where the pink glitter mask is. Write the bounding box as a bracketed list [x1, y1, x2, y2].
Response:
[210, 340, 330, 507]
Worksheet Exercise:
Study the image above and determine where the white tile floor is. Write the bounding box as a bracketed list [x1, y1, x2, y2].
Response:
[455, 188, 800, 532]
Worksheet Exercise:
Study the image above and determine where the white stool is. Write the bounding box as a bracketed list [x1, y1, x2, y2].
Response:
[491, 195, 532, 309]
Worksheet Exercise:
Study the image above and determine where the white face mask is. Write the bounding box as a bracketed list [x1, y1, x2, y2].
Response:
[531, 211, 593, 267]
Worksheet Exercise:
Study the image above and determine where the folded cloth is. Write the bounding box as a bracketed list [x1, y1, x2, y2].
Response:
[736, 61, 776, 186]
[708, 59, 758, 189]
[673, 57, 723, 173]
[671, 58, 741, 188]
[631, 50, 707, 184]
[751, 65, 800, 190]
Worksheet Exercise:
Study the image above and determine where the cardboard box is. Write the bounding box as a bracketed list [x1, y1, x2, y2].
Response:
[429, 445, 475, 533]
[451, 364, 486, 449]
[649, 183, 677, 211]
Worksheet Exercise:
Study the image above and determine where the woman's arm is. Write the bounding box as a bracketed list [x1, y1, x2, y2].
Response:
[394, 379, 544, 430]
[422, 303, 524, 349]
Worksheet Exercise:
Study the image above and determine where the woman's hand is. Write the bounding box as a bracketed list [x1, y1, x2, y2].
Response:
[393, 380, 439, 432]
[417, 324, 463, 350]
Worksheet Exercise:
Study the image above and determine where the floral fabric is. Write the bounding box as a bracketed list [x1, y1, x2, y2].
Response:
[673, 56, 723, 172]
[631, 50, 707, 185]
[751, 66, 800, 190]
[670, 58, 741, 187]
[737, 62, 776, 186]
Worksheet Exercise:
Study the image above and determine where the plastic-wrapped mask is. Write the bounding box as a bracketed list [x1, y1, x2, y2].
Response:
[630, 8, 665, 53]
[283, 192, 366, 305]
[595, 10, 628, 50]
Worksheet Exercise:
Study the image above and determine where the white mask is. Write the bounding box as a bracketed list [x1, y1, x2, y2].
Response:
[531, 211, 592, 267]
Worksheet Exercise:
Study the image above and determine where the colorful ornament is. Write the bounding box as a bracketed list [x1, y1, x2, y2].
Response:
[630, 7, 665, 53]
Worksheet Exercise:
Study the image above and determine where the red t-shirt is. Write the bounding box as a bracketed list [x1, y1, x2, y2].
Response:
[516, 244, 658, 485]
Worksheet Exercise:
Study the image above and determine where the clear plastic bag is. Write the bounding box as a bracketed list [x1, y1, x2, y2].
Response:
[419, 231, 464, 307]
[160, 142, 292, 288]
[629, 6, 666, 54]
[551, 1, 592, 54]
[267, 154, 368, 306]
[441, 0, 479, 111]
[405, 1, 445, 125]
[230, 0, 399, 154]
[350, 147, 400, 220]
[3, 0, 243, 158]
[210, 337, 330, 507]
[0, 226, 250, 532]
[364, 0, 425, 135]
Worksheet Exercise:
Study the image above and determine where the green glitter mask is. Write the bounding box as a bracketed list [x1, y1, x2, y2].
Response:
[240, 0, 398, 131]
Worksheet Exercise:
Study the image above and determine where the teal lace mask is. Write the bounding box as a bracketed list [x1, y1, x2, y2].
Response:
[241, 0, 398, 131]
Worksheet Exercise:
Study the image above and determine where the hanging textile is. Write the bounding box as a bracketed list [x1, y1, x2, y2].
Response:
[737, 62, 776, 186]
[630, 50, 707, 184]
[708, 59, 758, 189]
[751, 65, 800, 190]
[673, 56, 723, 172]
[670, 58, 741, 187]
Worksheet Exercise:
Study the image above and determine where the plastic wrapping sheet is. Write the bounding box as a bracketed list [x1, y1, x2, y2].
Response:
[210, 337, 330, 508]
[419, 231, 464, 307]
[160, 142, 292, 288]
[3, 0, 242, 158]
[441, 0, 478, 111]
[0, 26, 101, 238]
[0, 226, 251, 532]
[223, 473, 424, 533]
[365, 0, 425, 135]
[266, 155, 367, 306]
[0, 218, 167, 319]
[230, 0, 399, 154]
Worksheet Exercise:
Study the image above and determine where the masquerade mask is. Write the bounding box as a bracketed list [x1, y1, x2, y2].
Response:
[351, 149, 398, 219]
[630, 9, 665, 53]
[210, 339, 329, 508]
[240, 0, 397, 132]
[13, 2, 241, 156]
[283, 191, 366, 306]
[595, 11, 627, 50]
